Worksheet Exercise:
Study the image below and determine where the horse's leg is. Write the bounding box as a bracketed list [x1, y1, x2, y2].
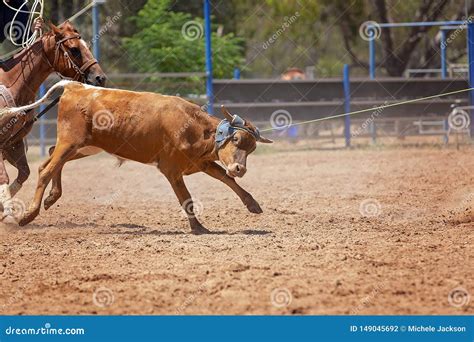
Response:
[19, 143, 78, 226]
[4, 139, 30, 197]
[0, 153, 14, 221]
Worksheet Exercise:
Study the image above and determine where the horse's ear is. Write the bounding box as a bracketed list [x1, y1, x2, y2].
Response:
[48, 22, 62, 37]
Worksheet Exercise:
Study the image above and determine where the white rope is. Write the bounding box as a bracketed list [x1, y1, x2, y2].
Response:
[0, 1, 95, 61]
[260, 87, 474, 132]
[3, 0, 44, 49]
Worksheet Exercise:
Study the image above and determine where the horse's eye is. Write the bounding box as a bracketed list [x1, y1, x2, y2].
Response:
[70, 47, 81, 58]
[232, 136, 239, 143]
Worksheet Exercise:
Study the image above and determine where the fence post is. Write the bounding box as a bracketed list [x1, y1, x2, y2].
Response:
[39, 84, 46, 157]
[369, 32, 376, 79]
[92, 1, 101, 61]
[204, 0, 214, 115]
[440, 29, 447, 79]
[343, 64, 351, 147]
[443, 118, 449, 144]
[468, 22, 474, 138]
[233, 68, 241, 79]
[370, 121, 377, 144]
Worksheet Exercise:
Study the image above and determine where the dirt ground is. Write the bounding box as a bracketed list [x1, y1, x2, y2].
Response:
[0, 145, 473, 315]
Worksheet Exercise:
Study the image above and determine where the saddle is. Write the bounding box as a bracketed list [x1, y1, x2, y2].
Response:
[0, 84, 28, 148]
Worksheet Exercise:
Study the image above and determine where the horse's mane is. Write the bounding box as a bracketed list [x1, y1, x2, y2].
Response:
[0, 32, 53, 72]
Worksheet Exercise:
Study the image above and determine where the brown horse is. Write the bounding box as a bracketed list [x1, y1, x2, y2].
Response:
[0, 21, 106, 221]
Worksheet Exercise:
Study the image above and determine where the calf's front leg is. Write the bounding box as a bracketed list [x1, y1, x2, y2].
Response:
[202, 162, 263, 214]
[162, 171, 210, 234]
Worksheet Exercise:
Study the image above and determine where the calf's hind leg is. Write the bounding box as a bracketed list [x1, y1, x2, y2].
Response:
[19, 144, 77, 226]
[43, 146, 91, 210]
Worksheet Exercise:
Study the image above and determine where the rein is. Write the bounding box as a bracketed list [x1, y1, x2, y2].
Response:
[43, 34, 98, 82]
[0, 34, 97, 148]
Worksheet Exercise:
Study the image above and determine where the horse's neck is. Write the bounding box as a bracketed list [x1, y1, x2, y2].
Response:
[1, 40, 52, 106]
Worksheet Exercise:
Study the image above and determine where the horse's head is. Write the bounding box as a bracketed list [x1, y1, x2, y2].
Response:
[43, 21, 106, 86]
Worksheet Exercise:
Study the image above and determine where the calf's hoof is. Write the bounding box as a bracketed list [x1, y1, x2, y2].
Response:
[245, 197, 263, 214]
[191, 224, 211, 235]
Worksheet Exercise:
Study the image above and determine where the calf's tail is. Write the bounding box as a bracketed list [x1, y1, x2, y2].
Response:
[0, 80, 73, 117]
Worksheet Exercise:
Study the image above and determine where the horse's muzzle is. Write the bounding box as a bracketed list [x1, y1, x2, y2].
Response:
[87, 73, 107, 87]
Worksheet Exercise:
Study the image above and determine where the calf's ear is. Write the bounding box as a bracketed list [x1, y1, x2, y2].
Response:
[258, 136, 273, 143]
[220, 105, 234, 122]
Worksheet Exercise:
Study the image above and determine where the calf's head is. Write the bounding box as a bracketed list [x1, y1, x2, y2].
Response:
[216, 106, 273, 178]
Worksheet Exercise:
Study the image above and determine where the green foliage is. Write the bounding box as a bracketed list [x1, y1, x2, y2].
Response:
[123, 0, 244, 78]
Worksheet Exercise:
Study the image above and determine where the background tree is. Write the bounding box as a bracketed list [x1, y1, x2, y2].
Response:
[2, 0, 474, 79]
[122, 0, 244, 78]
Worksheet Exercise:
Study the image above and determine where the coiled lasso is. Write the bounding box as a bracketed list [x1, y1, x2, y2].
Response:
[3, 0, 44, 49]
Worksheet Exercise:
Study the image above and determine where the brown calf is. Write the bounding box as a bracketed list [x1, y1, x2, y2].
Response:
[8, 81, 272, 233]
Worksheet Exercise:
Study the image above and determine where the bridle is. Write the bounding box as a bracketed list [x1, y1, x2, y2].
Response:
[43, 33, 98, 82]
[215, 114, 261, 149]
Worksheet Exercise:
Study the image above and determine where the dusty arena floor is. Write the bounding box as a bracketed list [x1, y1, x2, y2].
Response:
[0, 145, 473, 315]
